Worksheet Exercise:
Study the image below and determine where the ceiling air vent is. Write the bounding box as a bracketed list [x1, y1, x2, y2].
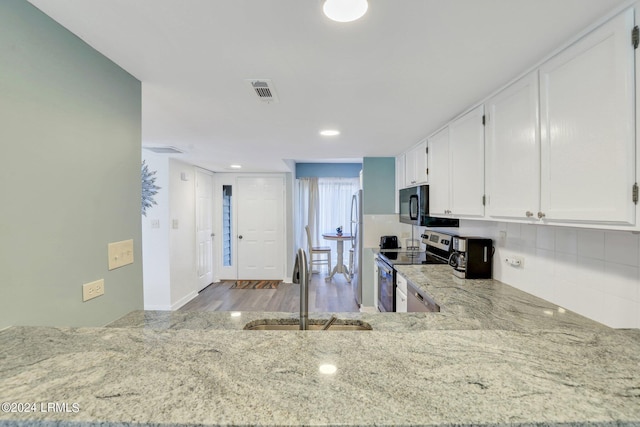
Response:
[246, 79, 279, 103]
[143, 146, 184, 154]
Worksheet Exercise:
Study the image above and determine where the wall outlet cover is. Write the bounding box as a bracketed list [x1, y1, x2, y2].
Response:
[82, 279, 104, 302]
[108, 239, 134, 270]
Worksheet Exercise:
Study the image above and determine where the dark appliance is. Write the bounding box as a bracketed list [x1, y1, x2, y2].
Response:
[379, 235, 400, 249]
[398, 185, 459, 227]
[376, 230, 454, 312]
[449, 236, 493, 279]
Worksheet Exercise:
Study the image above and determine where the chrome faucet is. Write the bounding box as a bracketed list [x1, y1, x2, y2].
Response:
[292, 248, 309, 330]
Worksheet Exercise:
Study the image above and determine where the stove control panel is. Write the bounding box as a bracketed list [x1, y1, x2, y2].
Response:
[422, 231, 453, 252]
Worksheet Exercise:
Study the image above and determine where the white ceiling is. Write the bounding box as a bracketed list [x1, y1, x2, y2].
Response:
[29, 0, 628, 172]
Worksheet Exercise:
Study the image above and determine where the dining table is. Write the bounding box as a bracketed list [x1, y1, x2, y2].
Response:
[322, 232, 353, 282]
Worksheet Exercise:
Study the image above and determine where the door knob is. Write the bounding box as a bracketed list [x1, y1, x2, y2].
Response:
[238, 235, 243, 239]
[537, 212, 546, 219]
[525, 211, 534, 217]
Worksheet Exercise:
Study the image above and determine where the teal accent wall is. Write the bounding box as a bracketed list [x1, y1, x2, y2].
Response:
[0, 0, 143, 327]
[296, 163, 362, 178]
[362, 157, 395, 214]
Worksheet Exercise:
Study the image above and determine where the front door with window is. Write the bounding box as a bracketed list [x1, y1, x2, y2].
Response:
[236, 176, 285, 280]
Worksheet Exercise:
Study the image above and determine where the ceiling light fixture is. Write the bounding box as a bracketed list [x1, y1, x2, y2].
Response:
[320, 130, 340, 136]
[230, 164, 242, 169]
[322, 0, 368, 22]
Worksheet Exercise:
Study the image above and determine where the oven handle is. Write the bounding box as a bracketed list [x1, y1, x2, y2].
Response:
[375, 258, 393, 275]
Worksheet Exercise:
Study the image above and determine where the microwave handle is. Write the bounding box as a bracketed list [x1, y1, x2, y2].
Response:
[409, 194, 419, 220]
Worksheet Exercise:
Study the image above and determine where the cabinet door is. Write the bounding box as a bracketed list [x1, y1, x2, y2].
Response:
[449, 105, 485, 217]
[413, 140, 428, 185]
[485, 71, 540, 220]
[404, 141, 428, 186]
[539, 9, 635, 225]
[427, 127, 450, 216]
[395, 288, 407, 312]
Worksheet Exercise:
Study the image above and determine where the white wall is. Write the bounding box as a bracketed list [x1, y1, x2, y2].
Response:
[141, 152, 171, 310]
[169, 159, 198, 309]
[141, 157, 200, 310]
[452, 221, 640, 329]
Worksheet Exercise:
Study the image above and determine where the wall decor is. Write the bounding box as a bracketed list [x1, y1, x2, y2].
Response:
[141, 160, 161, 216]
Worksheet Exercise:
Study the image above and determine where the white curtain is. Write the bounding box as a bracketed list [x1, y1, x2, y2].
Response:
[295, 176, 359, 266]
[294, 177, 319, 252]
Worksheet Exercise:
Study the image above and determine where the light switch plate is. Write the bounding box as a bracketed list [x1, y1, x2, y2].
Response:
[82, 279, 104, 302]
[108, 239, 134, 270]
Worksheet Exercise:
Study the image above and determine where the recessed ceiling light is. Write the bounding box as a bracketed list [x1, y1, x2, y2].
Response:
[230, 164, 242, 169]
[323, 0, 368, 23]
[320, 130, 340, 136]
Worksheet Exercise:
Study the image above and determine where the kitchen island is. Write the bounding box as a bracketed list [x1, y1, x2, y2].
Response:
[1, 265, 639, 426]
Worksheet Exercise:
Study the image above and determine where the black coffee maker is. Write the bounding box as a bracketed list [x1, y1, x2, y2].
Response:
[449, 236, 493, 279]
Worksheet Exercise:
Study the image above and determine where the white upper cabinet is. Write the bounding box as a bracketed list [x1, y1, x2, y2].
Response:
[485, 71, 540, 220]
[449, 105, 485, 218]
[405, 140, 428, 187]
[427, 127, 451, 216]
[539, 9, 636, 225]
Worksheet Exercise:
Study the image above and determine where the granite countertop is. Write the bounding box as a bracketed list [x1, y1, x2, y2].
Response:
[1, 265, 639, 427]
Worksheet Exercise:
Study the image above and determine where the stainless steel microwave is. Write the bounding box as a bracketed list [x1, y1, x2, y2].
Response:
[398, 185, 459, 227]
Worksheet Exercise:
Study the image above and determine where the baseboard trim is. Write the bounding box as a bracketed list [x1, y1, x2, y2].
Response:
[144, 304, 172, 311]
[171, 291, 198, 310]
[359, 305, 378, 313]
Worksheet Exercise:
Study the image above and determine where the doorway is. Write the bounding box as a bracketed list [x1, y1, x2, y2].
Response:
[236, 176, 285, 279]
[218, 175, 286, 281]
[196, 168, 214, 291]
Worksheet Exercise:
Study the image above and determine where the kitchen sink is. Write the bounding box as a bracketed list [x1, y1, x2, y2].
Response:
[243, 319, 372, 331]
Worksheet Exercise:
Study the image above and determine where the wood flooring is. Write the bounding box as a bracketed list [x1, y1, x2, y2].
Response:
[180, 271, 359, 312]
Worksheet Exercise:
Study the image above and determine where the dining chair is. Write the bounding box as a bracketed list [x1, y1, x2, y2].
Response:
[305, 225, 331, 275]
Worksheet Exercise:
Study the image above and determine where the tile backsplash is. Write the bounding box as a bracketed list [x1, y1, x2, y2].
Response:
[454, 221, 640, 329]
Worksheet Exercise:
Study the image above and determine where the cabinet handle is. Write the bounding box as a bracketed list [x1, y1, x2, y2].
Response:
[525, 211, 534, 218]
[537, 212, 546, 219]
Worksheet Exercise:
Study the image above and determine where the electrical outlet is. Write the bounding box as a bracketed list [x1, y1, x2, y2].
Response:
[505, 256, 524, 268]
[108, 239, 134, 270]
[82, 279, 104, 302]
[150, 219, 160, 229]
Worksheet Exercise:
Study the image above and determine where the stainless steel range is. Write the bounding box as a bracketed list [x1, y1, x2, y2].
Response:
[376, 230, 453, 312]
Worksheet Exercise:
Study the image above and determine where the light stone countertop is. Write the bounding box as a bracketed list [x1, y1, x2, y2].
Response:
[1, 265, 639, 427]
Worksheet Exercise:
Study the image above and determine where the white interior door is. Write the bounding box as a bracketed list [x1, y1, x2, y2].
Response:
[237, 176, 285, 280]
[196, 169, 214, 291]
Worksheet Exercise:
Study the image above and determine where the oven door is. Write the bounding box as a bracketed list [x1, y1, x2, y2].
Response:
[376, 257, 394, 312]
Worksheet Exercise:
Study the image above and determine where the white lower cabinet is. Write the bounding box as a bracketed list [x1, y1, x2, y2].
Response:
[539, 8, 636, 226]
[395, 273, 408, 313]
